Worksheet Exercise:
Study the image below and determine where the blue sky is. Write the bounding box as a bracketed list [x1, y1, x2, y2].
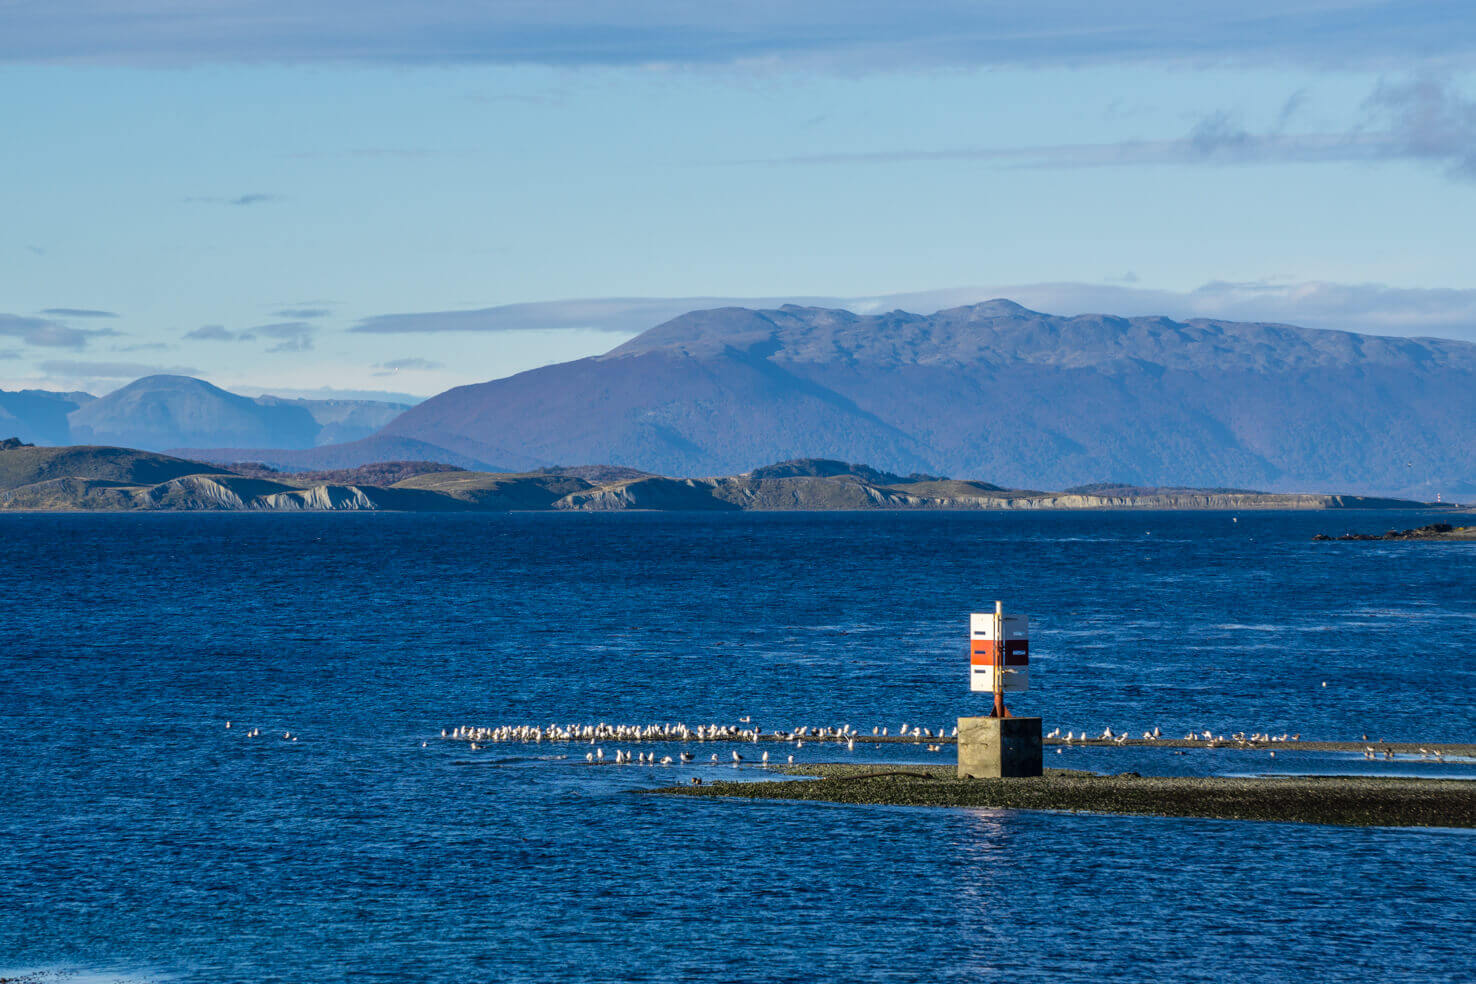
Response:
[5, 2, 1476, 398]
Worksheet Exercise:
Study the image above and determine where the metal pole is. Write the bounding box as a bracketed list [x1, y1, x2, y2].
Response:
[993, 599, 1008, 718]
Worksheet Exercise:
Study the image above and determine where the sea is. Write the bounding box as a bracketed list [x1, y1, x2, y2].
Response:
[2, 510, 1474, 984]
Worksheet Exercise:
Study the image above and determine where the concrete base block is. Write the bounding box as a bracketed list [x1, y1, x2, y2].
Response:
[957, 716, 1043, 779]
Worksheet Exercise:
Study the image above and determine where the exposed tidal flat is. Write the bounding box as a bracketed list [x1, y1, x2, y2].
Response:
[4, 510, 1475, 984]
[651, 763, 1476, 828]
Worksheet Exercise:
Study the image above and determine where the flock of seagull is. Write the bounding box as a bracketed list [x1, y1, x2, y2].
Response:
[1045, 726, 1303, 748]
[437, 720, 955, 761]
[223, 718, 1460, 765]
[224, 721, 290, 741]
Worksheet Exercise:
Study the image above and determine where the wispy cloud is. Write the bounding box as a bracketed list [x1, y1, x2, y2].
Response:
[744, 77, 1476, 182]
[748, 123, 1383, 169]
[286, 147, 439, 160]
[0, 314, 120, 348]
[41, 307, 118, 318]
[37, 360, 200, 378]
[184, 193, 282, 206]
[3, 3, 1472, 70]
[272, 307, 331, 319]
[374, 357, 445, 370]
[185, 324, 254, 342]
[1366, 76, 1476, 179]
[187, 321, 315, 350]
[253, 321, 315, 352]
[353, 296, 845, 335]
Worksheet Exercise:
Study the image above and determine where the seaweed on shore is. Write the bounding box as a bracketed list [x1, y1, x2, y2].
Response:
[648, 764, 1476, 828]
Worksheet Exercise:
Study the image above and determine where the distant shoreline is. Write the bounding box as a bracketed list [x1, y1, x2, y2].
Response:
[1, 445, 1463, 514]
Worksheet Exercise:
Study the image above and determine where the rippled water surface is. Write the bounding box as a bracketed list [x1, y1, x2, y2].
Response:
[3, 511, 1474, 983]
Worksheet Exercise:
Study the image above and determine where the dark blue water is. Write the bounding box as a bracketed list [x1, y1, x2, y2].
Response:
[3, 511, 1474, 983]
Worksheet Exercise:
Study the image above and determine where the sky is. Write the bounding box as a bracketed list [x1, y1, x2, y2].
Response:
[5, 2, 1476, 399]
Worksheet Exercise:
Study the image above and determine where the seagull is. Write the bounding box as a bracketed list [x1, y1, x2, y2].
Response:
[732, 750, 743, 764]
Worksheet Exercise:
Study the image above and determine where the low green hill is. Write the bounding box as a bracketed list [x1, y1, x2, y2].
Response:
[392, 471, 592, 509]
[0, 444, 225, 492]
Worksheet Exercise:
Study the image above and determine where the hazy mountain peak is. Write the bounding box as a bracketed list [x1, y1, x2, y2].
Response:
[960, 297, 1034, 316]
[604, 300, 1476, 373]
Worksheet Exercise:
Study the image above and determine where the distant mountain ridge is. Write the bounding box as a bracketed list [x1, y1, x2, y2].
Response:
[379, 300, 1476, 495]
[0, 389, 95, 445]
[6, 300, 1475, 494]
[1, 375, 409, 452]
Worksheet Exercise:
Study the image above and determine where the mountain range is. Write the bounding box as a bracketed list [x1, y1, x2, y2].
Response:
[378, 300, 1476, 495]
[1, 375, 410, 452]
[4, 300, 1475, 495]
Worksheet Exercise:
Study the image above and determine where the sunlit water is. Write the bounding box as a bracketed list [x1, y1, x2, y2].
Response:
[2, 511, 1473, 983]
